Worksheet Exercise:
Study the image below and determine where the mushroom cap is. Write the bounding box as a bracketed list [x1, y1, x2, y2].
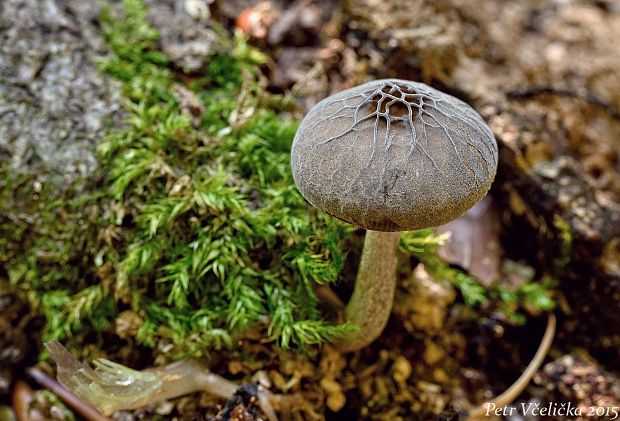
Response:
[291, 79, 498, 231]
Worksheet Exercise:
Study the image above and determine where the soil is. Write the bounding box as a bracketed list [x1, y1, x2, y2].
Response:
[2, 0, 620, 420]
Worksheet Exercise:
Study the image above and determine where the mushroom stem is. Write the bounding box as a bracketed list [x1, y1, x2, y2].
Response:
[336, 230, 401, 352]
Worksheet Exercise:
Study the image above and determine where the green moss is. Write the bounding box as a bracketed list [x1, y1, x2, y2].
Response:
[400, 230, 488, 306]
[400, 230, 556, 324]
[96, 0, 361, 353]
[1, 0, 357, 356]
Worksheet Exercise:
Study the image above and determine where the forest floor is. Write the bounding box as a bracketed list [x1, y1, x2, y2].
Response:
[1, 0, 620, 420]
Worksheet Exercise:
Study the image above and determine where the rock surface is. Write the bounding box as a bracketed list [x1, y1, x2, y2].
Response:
[0, 0, 122, 185]
[145, 0, 222, 73]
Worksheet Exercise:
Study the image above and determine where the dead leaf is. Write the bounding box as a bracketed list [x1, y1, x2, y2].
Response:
[437, 196, 502, 287]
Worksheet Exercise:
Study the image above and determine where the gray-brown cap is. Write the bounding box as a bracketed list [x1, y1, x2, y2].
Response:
[291, 79, 498, 231]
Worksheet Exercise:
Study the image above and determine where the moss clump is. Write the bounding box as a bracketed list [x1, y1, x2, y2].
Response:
[2, 0, 359, 357]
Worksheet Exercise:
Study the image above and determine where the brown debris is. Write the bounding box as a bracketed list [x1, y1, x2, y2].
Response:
[445, 0, 620, 365]
[534, 354, 620, 416]
[173, 84, 206, 127]
[209, 384, 263, 421]
[0, 281, 42, 397]
[236, 2, 279, 40]
[267, 0, 322, 46]
[341, 0, 461, 83]
[394, 264, 456, 335]
[318, 345, 346, 412]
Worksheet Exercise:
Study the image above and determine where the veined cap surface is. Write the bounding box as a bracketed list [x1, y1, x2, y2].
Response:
[291, 79, 498, 231]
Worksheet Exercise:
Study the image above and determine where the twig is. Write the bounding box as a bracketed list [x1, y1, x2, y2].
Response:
[466, 313, 557, 420]
[12, 380, 45, 421]
[507, 86, 620, 121]
[27, 367, 111, 421]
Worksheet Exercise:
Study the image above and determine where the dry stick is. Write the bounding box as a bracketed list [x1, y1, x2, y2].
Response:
[27, 367, 111, 421]
[12, 380, 45, 421]
[466, 313, 557, 420]
[507, 86, 620, 121]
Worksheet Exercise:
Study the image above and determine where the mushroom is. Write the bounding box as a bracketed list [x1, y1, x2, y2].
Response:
[291, 79, 498, 352]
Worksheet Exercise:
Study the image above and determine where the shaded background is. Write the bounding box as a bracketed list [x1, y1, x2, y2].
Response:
[1, 0, 620, 419]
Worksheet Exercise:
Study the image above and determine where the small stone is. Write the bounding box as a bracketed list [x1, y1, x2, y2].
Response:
[326, 391, 346, 412]
[228, 361, 244, 375]
[115, 310, 142, 339]
[417, 380, 442, 394]
[252, 370, 271, 389]
[320, 377, 341, 394]
[433, 368, 450, 384]
[392, 356, 412, 383]
[269, 370, 287, 391]
[155, 401, 175, 415]
[423, 341, 445, 366]
[320, 377, 346, 412]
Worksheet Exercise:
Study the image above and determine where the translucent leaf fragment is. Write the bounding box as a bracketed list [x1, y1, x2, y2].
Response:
[46, 341, 163, 415]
